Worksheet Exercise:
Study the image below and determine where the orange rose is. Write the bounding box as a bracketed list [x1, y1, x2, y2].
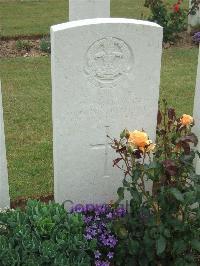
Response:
[128, 130, 150, 148]
[180, 114, 193, 126]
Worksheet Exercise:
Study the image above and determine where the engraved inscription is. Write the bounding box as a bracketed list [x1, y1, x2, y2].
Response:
[85, 37, 133, 87]
[90, 126, 112, 178]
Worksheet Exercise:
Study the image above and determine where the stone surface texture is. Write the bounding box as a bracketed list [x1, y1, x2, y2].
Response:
[69, 0, 110, 21]
[0, 81, 10, 208]
[51, 18, 163, 204]
[193, 47, 200, 174]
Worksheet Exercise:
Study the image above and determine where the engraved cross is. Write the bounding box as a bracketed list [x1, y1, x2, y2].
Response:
[90, 126, 112, 178]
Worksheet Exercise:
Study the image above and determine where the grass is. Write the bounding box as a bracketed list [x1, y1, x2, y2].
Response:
[0, 57, 53, 199]
[0, 0, 187, 37]
[0, 0, 68, 37]
[160, 47, 198, 115]
[0, 47, 198, 199]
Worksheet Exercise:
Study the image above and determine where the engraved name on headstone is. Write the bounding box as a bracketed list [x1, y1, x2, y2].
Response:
[51, 18, 163, 204]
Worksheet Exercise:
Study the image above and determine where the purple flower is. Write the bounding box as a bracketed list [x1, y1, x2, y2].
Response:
[193, 32, 200, 43]
[85, 226, 97, 237]
[114, 207, 126, 217]
[94, 215, 101, 221]
[71, 202, 123, 264]
[73, 204, 85, 213]
[83, 216, 92, 224]
[106, 235, 118, 248]
[107, 252, 114, 259]
[84, 233, 93, 240]
[106, 212, 113, 219]
[94, 250, 101, 259]
[95, 260, 110, 266]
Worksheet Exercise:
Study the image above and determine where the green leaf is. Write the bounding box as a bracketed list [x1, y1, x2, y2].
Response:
[191, 239, 200, 252]
[128, 239, 140, 255]
[122, 179, 130, 188]
[169, 188, 184, 202]
[156, 236, 166, 255]
[173, 240, 187, 255]
[117, 187, 124, 201]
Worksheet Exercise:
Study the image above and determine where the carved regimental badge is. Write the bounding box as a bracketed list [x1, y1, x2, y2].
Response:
[85, 37, 133, 88]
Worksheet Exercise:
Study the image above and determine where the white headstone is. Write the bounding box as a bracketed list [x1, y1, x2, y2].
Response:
[0, 81, 10, 208]
[51, 18, 163, 204]
[188, 0, 200, 28]
[193, 46, 200, 174]
[69, 0, 110, 21]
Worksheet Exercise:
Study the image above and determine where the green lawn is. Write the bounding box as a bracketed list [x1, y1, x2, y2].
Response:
[0, 47, 198, 199]
[0, 0, 186, 37]
[0, 57, 53, 199]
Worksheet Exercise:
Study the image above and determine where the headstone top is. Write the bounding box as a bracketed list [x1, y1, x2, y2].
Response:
[52, 18, 162, 32]
[69, 0, 110, 21]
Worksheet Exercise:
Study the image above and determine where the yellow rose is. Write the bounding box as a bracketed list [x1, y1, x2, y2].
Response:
[146, 143, 156, 153]
[128, 130, 150, 148]
[180, 114, 193, 126]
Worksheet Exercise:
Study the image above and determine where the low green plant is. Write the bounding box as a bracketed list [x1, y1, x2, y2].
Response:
[0, 200, 96, 266]
[16, 40, 32, 52]
[111, 101, 200, 265]
[144, 0, 187, 42]
[40, 36, 51, 54]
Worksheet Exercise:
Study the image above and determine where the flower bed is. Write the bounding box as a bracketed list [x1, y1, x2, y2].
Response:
[0, 102, 199, 265]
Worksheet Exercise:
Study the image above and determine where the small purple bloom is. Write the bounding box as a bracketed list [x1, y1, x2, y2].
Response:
[86, 204, 94, 212]
[94, 250, 101, 259]
[94, 215, 101, 221]
[95, 261, 110, 266]
[115, 207, 126, 217]
[193, 32, 200, 43]
[107, 252, 114, 259]
[84, 233, 93, 240]
[83, 215, 92, 224]
[106, 212, 113, 219]
[73, 204, 85, 213]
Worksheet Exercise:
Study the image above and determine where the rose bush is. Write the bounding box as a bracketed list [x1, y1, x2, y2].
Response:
[110, 100, 200, 265]
[144, 0, 187, 42]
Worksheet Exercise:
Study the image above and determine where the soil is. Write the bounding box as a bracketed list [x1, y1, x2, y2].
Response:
[0, 31, 197, 58]
[11, 194, 54, 209]
[163, 31, 197, 49]
[0, 38, 49, 58]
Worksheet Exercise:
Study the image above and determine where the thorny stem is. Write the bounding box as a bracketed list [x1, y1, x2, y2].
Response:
[140, 153, 146, 191]
[163, 101, 168, 160]
[111, 137, 159, 221]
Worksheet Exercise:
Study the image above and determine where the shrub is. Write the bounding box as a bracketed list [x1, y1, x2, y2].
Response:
[40, 36, 51, 54]
[16, 40, 32, 52]
[0, 200, 96, 266]
[110, 101, 200, 265]
[144, 0, 187, 42]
